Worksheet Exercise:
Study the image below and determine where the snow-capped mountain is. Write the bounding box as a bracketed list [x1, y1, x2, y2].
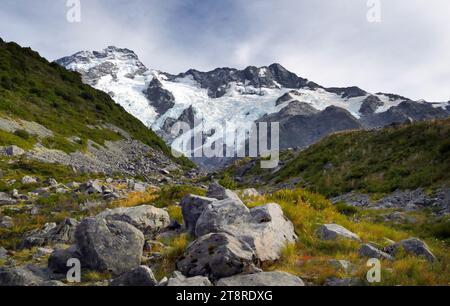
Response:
[56, 47, 450, 167]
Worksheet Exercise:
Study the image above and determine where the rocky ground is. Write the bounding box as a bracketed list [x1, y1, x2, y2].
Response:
[1, 180, 446, 286]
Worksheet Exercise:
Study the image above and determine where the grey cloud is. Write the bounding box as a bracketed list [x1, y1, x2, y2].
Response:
[0, 0, 449, 101]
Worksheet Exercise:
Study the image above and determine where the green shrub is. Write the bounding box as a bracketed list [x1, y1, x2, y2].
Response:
[335, 202, 359, 216]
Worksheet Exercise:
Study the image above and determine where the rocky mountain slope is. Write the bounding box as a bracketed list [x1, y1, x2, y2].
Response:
[0, 39, 194, 178]
[57, 47, 450, 168]
[0, 39, 449, 287]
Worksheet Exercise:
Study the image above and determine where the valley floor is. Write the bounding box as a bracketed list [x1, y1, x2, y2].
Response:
[0, 154, 449, 286]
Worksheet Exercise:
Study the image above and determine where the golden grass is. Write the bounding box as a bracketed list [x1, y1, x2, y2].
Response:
[111, 189, 159, 208]
[243, 188, 450, 286]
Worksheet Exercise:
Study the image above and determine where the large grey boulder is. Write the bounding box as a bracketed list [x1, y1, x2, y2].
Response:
[109, 266, 157, 286]
[0, 266, 48, 286]
[48, 245, 81, 274]
[195, 197, 249, 237]
[359, 244, 394, 261]
[384, 238, 436, 262]
[317, 224, 361, 242]
[195, 198, 297, 262]
[21, 218, 79, 249]
[181, 194, 216, 236]
[75, 218, 145, 275]
[96, 205, 170, 235]
[5, 145, 25, 156]
[216, 271, 305, 287]
[206, 182, 241, 201]
[167, 271, 212, 287]
[177, 232, 258, 279]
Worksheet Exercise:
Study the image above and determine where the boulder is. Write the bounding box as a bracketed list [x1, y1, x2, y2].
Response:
[75, 218, 145, 275]
[384, 238, 436, 262]
[109, 266, 157, 286]
[0, 216, 14, 229]
[206, 182, 241, 201]
[195, 197, 249, 237]
[196, 198, 297, 262]
[167, 271, 212, 287]
[5, 145, 25, 156]
[329, 259, 354, 272]
[0, 247, 8, 260]
[21, 218, 79, 248]
[45, 178, 58, 187]
[238, 188, 261, 198]
[85, 180, 103, 194]
[48, 245, 81, 274]
[0, 192, 17, 205]
[317, 224, 361, 242]
[96, 205, 170, 235]
[0, 266, 48, 286]
[177, 232, 258, 279]
[133, 182, 147, 193]
[21, 176, 37, 184]
[359, 244, 394, 261]
[180, 194, 216, 236]
[216, 271, 304, 286]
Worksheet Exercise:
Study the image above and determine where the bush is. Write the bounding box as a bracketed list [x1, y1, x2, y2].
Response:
[14, 129, 30, 140]
[335, 202, 359, 216]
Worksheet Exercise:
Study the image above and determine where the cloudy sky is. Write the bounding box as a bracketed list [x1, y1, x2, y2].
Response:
[1, 0, 449, 101]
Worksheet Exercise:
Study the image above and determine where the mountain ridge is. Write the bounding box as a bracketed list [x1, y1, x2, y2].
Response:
[56, 46, 450, 168]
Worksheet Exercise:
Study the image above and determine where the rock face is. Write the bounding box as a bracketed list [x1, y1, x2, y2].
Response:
[75, 218, 145, 275]
[167, 271, 212, 287]
[257, 105, 363, 150]
[144, 78, 175, 115]
[96, 205, 170, 236]
[21, 218, 79, 249]
[110, 266, 157, 286]
[384, 238, 436, 262]
[317, 224, 361, 242]
[176, 233, 258, 279]
[216, 271, 305, 287]
[180, 195, 216, 236]
[359, 244, 394, 261]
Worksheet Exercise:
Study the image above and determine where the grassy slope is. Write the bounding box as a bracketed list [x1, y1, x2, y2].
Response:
[223, 119, 450, 197]
[0, 39, 193, 168]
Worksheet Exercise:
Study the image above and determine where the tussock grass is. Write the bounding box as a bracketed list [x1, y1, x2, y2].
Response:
[244, 188, 450, 285]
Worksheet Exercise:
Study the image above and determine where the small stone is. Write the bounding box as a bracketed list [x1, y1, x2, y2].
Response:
[21, 176, 38, 185]
[317, 224, 361, 242]
[5, 145, 25, 156]
[359, 244, 394, 261]
[167, 271, 212, 287]
[0, 216, 13, 229]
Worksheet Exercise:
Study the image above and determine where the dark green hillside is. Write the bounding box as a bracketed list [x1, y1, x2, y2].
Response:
[222, 119, 450, 196]
[0, 39, 193, 168]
